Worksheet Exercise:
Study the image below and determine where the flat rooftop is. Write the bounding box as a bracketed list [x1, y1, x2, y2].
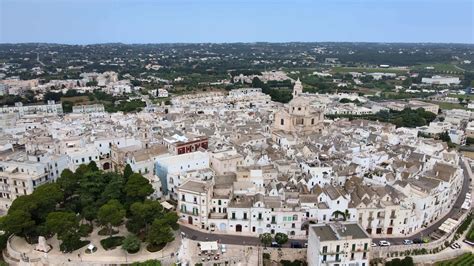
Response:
[311, 223, 369, 242]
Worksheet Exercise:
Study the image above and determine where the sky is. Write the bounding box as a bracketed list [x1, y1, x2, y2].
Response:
[0, 0, 473, 44]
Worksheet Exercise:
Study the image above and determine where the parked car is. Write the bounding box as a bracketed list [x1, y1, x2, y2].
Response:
[463, 239, 474, 246]
[379, 240, 391, 247]
[413, 238, 423, 244]
[271, 242, 281, 248]
[403, 239, 413, 245]
[291, 241, 303, 248]
[220, 244, 227, 253]
[371, 243, 377, 247]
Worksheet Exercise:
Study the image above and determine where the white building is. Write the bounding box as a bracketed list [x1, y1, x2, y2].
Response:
[307, 223, 371, 266]
[422, 76, 461, 85]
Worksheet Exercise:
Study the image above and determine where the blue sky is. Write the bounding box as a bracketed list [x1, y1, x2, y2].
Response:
[0, 0, 473, 44]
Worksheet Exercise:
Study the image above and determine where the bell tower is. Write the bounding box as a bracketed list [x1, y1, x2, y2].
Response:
[293, 78, 303, 97]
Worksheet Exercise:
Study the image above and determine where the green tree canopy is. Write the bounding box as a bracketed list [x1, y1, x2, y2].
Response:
[124, 173, 153, 203]
[122, 234, 141, 253]
[274, 233, 288, 245]
[46, 211, 80, 239]
[97, 199, 126, 236]
[259, 233, 272, 247]
[147, 219, 174, 247]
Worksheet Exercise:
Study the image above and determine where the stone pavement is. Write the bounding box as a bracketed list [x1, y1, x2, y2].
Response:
[6, 224, 182, 265]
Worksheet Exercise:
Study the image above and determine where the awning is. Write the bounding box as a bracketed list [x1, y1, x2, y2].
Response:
[438, 218, 459, 233]
[161, 201, 175, 210]
[200, 241, 219, 252]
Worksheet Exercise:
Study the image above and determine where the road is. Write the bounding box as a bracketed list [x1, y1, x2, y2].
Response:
[180, 159, 471, 247]
[179, 226, 307, 248]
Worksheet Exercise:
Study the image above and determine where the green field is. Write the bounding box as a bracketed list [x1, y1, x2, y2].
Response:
[410, 63, 464, 74]
[430, 101, 467, 110]
[448, 94, 474, 101]
[436, 253, 474, 266]
[331, 66, 408, 74]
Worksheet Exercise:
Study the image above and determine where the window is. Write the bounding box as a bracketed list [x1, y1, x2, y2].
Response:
[352, 244, 356, 251]
[280, 119, 284, 125]
[311, 118, 314, 125]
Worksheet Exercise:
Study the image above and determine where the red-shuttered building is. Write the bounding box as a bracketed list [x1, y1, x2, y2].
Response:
[175, 137, 208, 155]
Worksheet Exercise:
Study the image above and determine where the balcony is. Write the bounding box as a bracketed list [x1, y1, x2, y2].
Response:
[209, 212, 227, 219]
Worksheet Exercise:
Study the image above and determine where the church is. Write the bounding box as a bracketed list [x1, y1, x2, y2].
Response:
[272, 78, 325, 137]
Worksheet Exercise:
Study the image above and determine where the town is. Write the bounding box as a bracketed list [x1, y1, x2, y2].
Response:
[0, 41, 473, 266]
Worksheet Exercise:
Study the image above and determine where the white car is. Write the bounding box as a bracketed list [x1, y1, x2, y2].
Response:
[221, 244, 227, 253]
[403, 239, 413, 245]
[379, 240, 391, 247]
[371, 243, 377, 247]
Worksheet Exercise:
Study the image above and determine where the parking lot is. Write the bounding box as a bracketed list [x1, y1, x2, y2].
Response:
[184, 239, 258, 265]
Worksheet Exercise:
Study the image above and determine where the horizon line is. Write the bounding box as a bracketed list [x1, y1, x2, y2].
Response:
[1, 41, 474, 46]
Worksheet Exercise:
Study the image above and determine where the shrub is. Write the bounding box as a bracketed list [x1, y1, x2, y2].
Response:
[122, 234, 141, 254]
[263, 253, 271, 260]
[146, 242, 166, 252]
[100, 236, 125, 250]
[98, 227, 118, 236]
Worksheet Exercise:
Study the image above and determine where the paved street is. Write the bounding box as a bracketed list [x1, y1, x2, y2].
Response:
[180, 158, 472, 247]
[179, 225, 307, 247]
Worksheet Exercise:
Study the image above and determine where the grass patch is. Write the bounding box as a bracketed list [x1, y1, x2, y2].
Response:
[98, 227, 119, 236]
[146, 243, 166, 252]
[430, 101, 466, 110]
[436, 253, 474, 266]
[411, 63, 464, 74]
[100, 236, 125, 250]
[448, 94, 474, 100]
[331, 66, 407, 74]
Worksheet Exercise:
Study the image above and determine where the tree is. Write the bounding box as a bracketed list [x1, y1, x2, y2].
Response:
[57, 169, 77, 199]
[0, 210, 35, 239]
[123, 164, 133, 180]
[122, 234, 141, 253]
[97, 200, 125, 236]
[274, 233, 288, 246]
[128, 200, 163, 234]
[332, 210, 345, 221]
[259, 233, 272, 247]
[60, 231, 83, 252]
[124, 173, 153, 203]
[100, 173, 125, 203]
[147, 219, 174, 247]
[46, 212, 79, 238]
[88, 161, 99, 172]
[163, 211, 179, 230]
